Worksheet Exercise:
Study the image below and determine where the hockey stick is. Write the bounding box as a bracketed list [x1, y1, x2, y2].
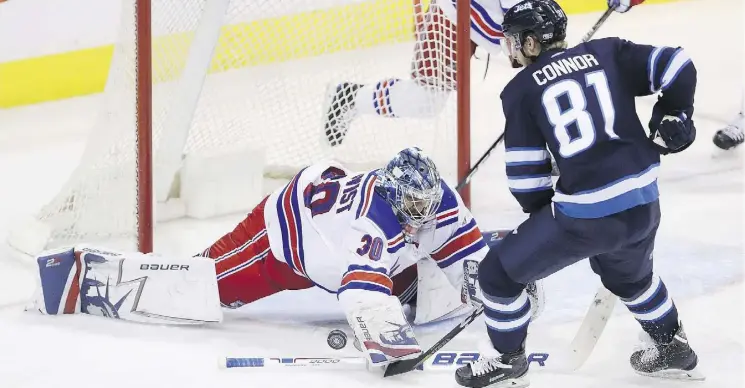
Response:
[221, 290, 617, 373]
[222, 349, 551, 371]
[384, 303, 484, 376]
[218, 306, 485, 374]
[581, 8, 615, 43]
[455, 10, 614, 191]
[455, 133, 504, 191]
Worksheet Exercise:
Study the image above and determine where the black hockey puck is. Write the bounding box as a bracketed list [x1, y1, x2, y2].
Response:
[327, 329, 348, 350]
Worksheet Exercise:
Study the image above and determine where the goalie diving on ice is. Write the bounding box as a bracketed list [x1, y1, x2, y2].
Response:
[28, 147, 544, 373]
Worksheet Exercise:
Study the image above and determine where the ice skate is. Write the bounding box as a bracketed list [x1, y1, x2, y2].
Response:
[630, 323, 705, 381]
[322, 82, 362, 147]
[455, 349, 529, 388]
[713, 114, 744, 150]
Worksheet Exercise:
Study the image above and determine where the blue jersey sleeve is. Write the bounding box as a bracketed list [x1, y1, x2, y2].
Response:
[500, 89, 555, 214]
[614, 38, 697, 113]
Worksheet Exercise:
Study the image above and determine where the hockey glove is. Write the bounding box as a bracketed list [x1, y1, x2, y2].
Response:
[649, 106, 696, 154]
[608, 0, 645, 12]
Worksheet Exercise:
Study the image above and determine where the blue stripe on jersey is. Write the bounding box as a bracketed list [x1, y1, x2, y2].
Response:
[436, 216, 458, 229]
[276, 176, 295, 272]
[647, 46, 691, 93]
[338, 282, 392, 295]
[388, 237, 406, 254]
[647, 46, 667, 93]
[348, 264, 387, 274]
[435, 182, 459, 229]
[338, 265, 392, 296]
[290, 174, 306, 275]
[660, 48, 692, 91]
[506, 146, 553, 180]
[365, 195, 405, 240]
[505, 147, 551, 165]
[355, 172, 377, 219]
[553, 164, 660, 218]
[467, 0, 504, 44]
[438, 239, 486, 269]
[275, 169, 308, 276]
[507, 174, 553, 193]
[438, 181, 459, 212]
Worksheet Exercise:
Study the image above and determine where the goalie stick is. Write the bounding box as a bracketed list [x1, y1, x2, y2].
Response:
[455, 8, 615, 192]
[221, 290, 616, 375]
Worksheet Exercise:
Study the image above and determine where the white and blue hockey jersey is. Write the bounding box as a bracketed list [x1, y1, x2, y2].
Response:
[262, 161, 488, 309]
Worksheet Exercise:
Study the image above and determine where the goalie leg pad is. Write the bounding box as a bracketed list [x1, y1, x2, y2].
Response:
[33, 246, 222, 324]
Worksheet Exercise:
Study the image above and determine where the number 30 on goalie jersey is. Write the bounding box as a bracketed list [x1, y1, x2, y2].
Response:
[267, 162, 489, 303]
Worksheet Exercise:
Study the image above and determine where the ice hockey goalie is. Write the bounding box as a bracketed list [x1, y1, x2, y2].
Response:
[28, 148, 543, 372]
[198, 147, 491, 369]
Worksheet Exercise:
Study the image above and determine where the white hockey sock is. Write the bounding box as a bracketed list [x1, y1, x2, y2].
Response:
[355, 78, 450, 119]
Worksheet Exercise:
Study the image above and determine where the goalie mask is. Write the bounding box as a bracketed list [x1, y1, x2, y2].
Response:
[377, 147, 443, 242]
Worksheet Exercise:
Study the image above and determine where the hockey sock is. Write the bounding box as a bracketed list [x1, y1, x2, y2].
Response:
[483, 290, 532, 354]
[620, 275, 679, 344]
[354, 78, 450, 119]
[477, 248, 530, 353]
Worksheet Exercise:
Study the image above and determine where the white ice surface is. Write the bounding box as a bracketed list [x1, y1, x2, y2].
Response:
[0, 0, 744, 387]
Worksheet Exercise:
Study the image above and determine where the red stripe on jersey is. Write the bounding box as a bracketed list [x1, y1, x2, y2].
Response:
[359, 176, 377, 217]
[431, 224, 482, 262]
[282, 175, 303, 275]
[388, 233, 405, 247]
[437, 208, 458, 220]
[470, 8, 504, 39]
[341, 270, 393, 292]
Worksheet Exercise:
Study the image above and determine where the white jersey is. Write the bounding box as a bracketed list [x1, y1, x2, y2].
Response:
[437, 0, 524, 57]
[263, 161, 488, 307]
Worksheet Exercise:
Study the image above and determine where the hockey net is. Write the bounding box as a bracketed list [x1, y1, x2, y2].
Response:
[8, 0, 471, 255]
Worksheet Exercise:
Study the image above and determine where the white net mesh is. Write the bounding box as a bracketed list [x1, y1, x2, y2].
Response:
[22, 0, 462, 251]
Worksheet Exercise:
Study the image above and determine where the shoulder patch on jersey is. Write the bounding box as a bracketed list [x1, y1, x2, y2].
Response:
[435, 181, 459, 229]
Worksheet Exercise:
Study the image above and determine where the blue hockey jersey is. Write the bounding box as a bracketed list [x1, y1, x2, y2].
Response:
[500, 37, 697, 218]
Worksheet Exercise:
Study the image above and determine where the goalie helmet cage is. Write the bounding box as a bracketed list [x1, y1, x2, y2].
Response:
[9, 0, 472, 256]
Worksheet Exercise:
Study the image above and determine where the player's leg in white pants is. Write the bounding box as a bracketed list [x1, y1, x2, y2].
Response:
[322, 1, 476, 146]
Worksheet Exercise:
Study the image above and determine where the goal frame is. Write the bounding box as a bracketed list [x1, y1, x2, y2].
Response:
[133, 0, 473, 254]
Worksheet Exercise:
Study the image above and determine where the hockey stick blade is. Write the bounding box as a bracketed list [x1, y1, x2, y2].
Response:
[383, 304, 484, 377]
[561, 286, 617, 371]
